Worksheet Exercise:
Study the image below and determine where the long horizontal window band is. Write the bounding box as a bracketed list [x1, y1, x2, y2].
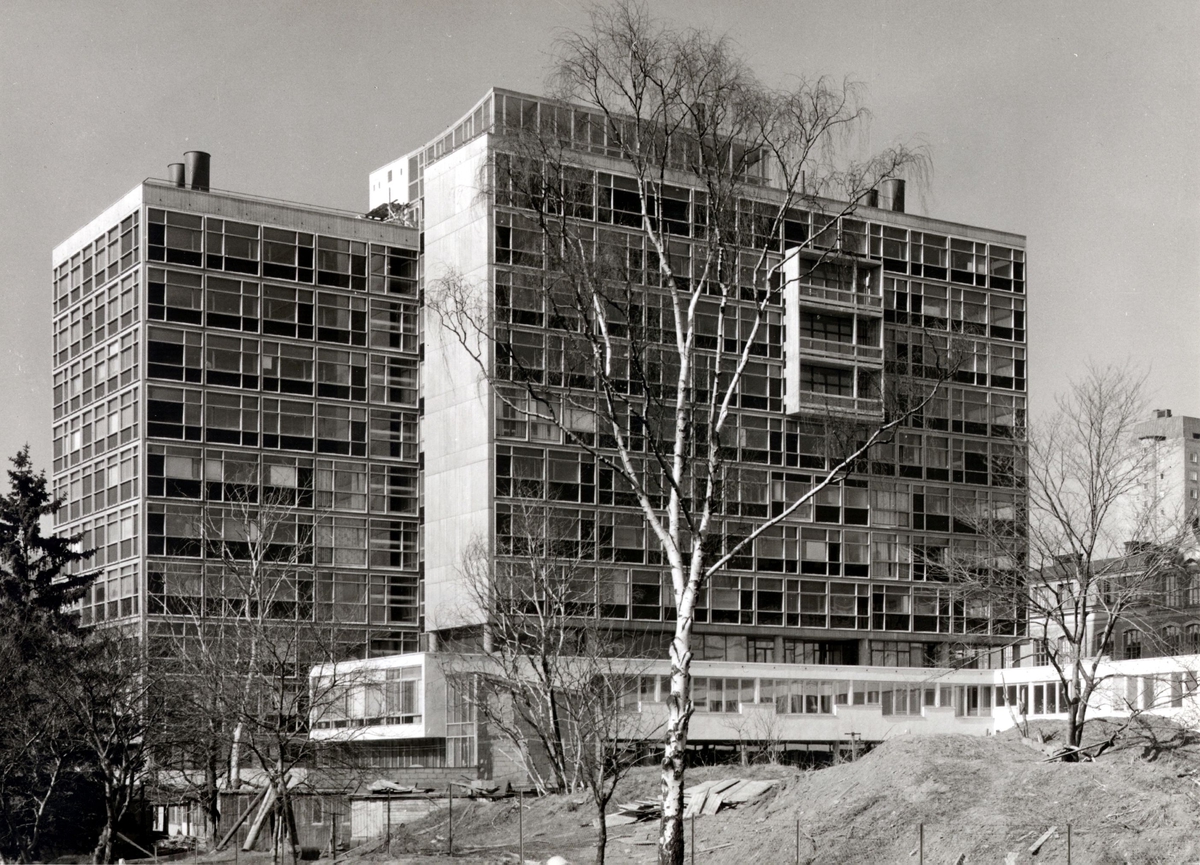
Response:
[144, 389, 413, 458]
[142, 331, 416, 407]
[145, 334, 396, 399]
[143, 270, 418, 350]
[679, 676, 999, 717]
[488, 98, 1023, 282]
[145, 559, 418, 625]
[145, 505, 417, 564]
[144, 210, 416, 294]
[146, 444, 418, 512]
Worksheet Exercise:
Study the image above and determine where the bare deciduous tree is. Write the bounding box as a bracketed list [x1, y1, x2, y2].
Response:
[953, 364, 1192, 749]
[54, 633, 164, 865]
[150, 490, 368, 858]
[444, 503, 655, 865]
[430, 4, 946, 861]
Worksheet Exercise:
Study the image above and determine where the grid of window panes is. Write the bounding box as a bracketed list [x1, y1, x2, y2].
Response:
[477, 92, 1027, 658]
[51, 209, 144, 624]
[53, 199, 423, 648]
[140, 207, 422, 649]
[627, 673, 1096, 719]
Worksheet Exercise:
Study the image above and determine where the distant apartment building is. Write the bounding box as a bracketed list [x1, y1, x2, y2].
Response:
[1025, 411, 1200, 666]
[1132, 409, 1200, 536]
[51, 154, 423, 654]
[1097, 410, 1200, 660]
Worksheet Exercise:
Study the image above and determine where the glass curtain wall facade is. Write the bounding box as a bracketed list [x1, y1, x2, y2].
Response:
[410, 89, 1028, 668]
[52, 89, 1028, 671]
[51, 181, 423, 656]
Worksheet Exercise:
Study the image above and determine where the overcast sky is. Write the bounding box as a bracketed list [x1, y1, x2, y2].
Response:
[2, 0, 1196, 470]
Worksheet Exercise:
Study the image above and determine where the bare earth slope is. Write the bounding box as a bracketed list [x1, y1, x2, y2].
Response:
[347, 719, 1200, 864]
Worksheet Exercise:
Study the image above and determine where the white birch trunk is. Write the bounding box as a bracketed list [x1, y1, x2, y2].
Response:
[657, 625, 692, 865]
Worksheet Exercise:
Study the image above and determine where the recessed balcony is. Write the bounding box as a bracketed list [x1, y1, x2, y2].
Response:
[785, 248, 883, 314]
[790, 390, 884, 420]
[799, 336, 884, 365]
[794, 282, 883, 312]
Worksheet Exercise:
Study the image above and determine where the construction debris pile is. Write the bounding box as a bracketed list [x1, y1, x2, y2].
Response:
[1017, 730, 1117, 763]
[607, 777, 780, 827]
[369, 777, 521, 799]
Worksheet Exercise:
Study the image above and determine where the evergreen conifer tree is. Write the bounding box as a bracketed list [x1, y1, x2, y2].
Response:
[0, 446, 96, 631]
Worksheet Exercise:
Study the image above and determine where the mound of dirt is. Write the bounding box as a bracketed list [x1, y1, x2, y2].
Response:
[345, 720, 1200, 864]
[760, 732, 1200, 863]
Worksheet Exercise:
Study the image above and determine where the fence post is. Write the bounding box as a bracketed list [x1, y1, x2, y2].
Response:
[691, 814, 695, 865]
[386, 791, 392, 855]
[330, 813, 337, 865]
[447, 784, 453, 855]
[1067, 823, 1071, 865]
[519, 790, 524, 863]
[796, 818, 801, 864]
[919, 823, 924, 865]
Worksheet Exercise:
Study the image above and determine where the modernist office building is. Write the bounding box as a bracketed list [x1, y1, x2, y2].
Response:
[51, 155, 424, 655]
[366, 88, 1029, 670]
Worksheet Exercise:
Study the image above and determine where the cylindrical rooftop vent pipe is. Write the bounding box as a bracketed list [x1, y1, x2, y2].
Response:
[863, 188, 879, 208]
[168, 163, 186, 188]
[883, 177, 905, 213]
[184, 151, 211, 192]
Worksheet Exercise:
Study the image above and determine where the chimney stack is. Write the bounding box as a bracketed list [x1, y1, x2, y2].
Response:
[167, 163, 185, 188]
[883, 178, 905, 213]
[183, 151, 211, 192]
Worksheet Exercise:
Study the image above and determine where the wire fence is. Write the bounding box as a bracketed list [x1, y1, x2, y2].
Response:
[353, 795, 1196, 864]
[764, 818, 1193, 865]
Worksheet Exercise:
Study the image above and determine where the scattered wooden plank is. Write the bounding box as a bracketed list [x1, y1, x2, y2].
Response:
[684, 780, 718, 797]
[605, 813, 640, 828]
[701, 792, 724, 816]
[684, 788, 709, 819]
[719, 780, 752, 802]
[1028, 826, 1057, 855]
[708, 779, 741, 796]
[722, 779, 778, 805]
